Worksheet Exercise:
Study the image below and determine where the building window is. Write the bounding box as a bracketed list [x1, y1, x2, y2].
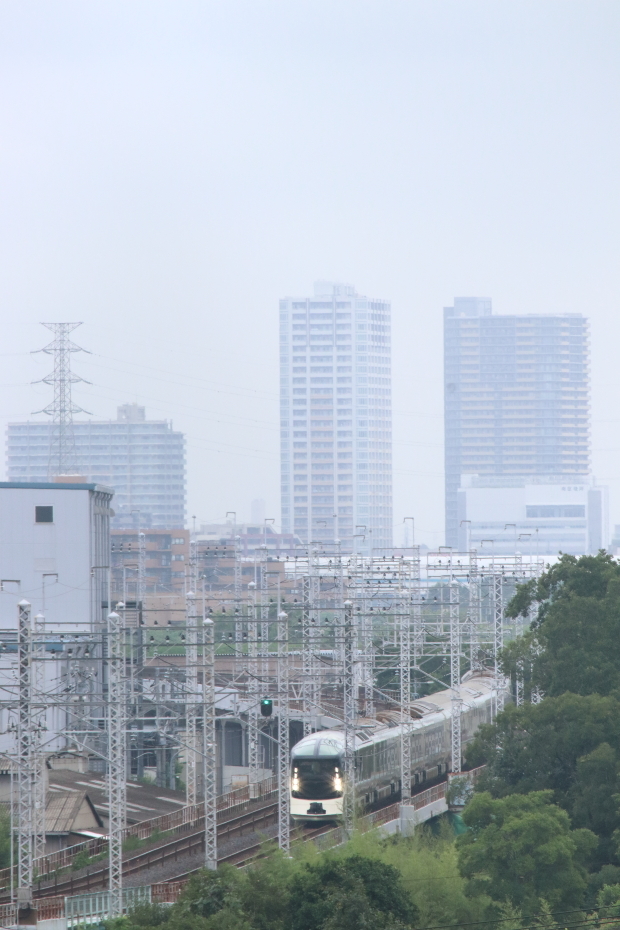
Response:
[172, 554, 185, 561]
[171, 537, 185, 545]
[35, 506, 53, 523]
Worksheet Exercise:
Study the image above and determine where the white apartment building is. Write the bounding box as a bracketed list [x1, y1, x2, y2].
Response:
[6, 404, 186, 529]
[279, 281, 392, 555]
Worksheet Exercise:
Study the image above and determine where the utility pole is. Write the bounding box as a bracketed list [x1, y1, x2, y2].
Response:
[33, 322, 91, 478]
[107, 611, 126, 917]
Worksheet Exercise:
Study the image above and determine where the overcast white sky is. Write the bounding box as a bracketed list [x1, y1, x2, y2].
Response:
[1, 1, 619, 547]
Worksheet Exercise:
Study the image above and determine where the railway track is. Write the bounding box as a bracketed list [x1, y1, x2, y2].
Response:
[23, 802, 279, 900]
[27, 788, 407, 899]
[31, 810, 337, 900]
[167, 821, 338, 879]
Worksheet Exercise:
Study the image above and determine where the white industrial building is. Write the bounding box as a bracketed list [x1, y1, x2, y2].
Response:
[456, 474, 607, 556]
[0, 480, 113, 629]
[0, 480, 114, 757]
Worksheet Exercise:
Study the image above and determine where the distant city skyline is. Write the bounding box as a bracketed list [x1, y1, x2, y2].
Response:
[279, 281, 392, 555]
[444, 297, 605, 554]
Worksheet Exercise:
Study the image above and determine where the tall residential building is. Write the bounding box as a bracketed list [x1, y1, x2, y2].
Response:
[444, 298, 604, 555]
[279, 281, 392, 555]
[6, 404, 186, 528]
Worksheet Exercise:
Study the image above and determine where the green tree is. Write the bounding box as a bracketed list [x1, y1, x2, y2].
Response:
[467, 693, 620, 799]
[287, 855, 418, 930]
[466, 693, 620, 864]
[505, 552, 620, 697]
[237, 849, 295, 930]
[457, 791, 596, 915]
[174, 866, 243, 921]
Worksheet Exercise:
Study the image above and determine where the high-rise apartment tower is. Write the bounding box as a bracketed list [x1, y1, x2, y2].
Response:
[444, 298, 603, 555]
[7, 404, 186, 528]
[280, 282, 392, 554]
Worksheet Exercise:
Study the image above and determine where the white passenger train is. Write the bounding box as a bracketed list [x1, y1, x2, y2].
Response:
[290, 673, 495, 822]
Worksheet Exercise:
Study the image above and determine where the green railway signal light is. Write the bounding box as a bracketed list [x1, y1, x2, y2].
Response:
[260, 698, 273, 718]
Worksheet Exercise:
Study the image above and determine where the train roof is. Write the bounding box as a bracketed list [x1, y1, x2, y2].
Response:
[290, 674, 495, 758]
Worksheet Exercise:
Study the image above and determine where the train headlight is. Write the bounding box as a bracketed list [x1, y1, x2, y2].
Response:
[292, 767, 299, 791]
[334, 767, 342, 792]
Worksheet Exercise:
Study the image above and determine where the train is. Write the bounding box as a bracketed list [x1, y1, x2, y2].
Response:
[290, 672, 495, 822]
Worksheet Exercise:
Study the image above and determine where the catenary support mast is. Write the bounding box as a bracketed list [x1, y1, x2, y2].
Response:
[203, 615, 218, 869]
[107, 611, 126, 917]
[17, 600, 34, 909]
[277, 610, 290, 851]
[342, 599, 356, 836]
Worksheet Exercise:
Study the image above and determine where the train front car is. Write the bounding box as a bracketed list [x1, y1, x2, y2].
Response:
[290, 731, 345, 822]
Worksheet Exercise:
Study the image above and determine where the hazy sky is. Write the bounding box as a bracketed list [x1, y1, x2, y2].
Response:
[1, 1, 619, 547]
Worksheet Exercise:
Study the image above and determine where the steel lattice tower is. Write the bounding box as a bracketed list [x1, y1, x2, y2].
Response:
[246, 582, 261, 791]
[399, 563, 412, 802]
[34, 322, 91, 478]
[277, 610, 290, 851]
[17, 600, 34, 909]
[493, 572, 505, 715]
[185, 593, 199, 808]
[342, 600, 356, 837]
[31, 612, 47, 862]
[449, 578, 462, 773]
[202, 616, 218, 869]
[107, 611, 126, 917]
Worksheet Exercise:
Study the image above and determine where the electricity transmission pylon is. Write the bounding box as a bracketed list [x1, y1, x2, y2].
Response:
[33, 322, 91, 477]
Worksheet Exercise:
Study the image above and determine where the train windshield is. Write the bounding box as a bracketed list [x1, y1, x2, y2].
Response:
[291, 757, 343, 800]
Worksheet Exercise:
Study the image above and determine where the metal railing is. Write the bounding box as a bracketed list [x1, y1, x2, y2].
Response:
[65, 886, 151, 926]
[3, 774, 277, 887]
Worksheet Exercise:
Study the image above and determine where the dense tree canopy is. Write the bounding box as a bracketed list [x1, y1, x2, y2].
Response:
[287, 855, 418, 930]
[113, 851, 418, 930]
[466, 692, 620, 864]
[457, 792, 596, 914]
[504, 552, 620, 697]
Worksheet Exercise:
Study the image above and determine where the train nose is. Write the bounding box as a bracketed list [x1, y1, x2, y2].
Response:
[307, 802, 326, 815]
